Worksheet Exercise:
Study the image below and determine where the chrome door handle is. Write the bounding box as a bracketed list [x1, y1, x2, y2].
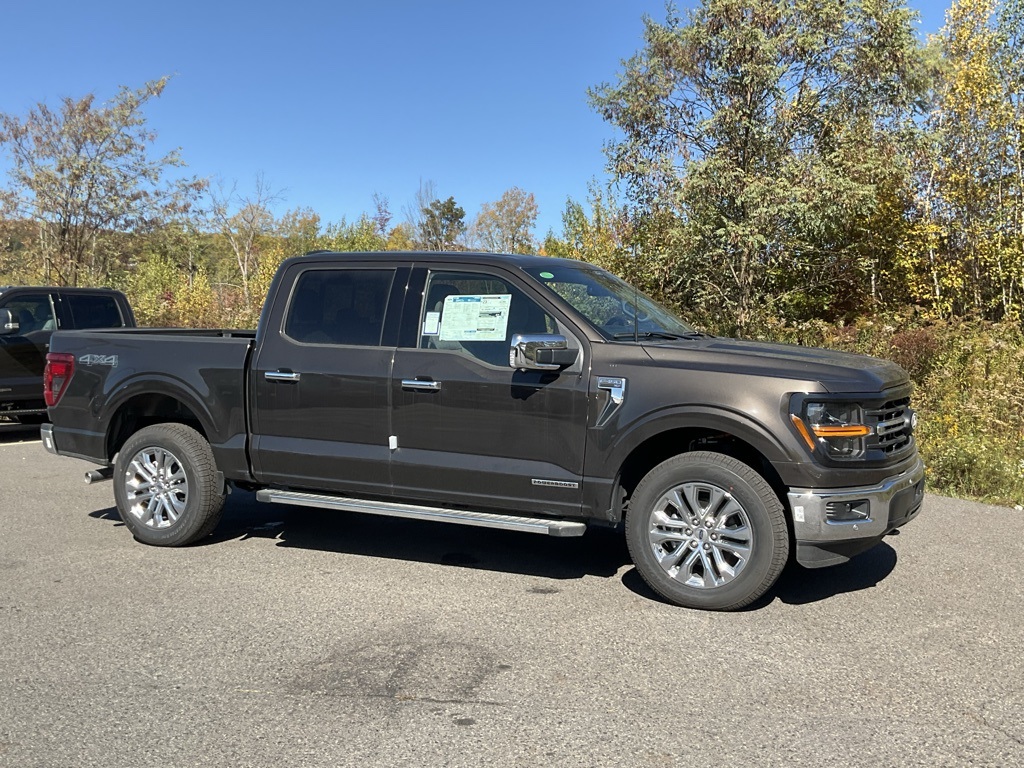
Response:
[265, 371, 301, 382]
[401, 379, 441, 392]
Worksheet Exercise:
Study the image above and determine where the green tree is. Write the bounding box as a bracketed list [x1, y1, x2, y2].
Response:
[471, 186, 539, 253]
[0, 77, 205, 286]
[419, 196, 466, 251]
[590, 0, 927, 330]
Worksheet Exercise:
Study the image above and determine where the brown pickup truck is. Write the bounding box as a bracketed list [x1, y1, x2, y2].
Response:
[41, 251, 924, 610]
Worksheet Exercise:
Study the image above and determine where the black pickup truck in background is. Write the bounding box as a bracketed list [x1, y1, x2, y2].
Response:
[0, 286, 134, 422]
[41, 252, 925, 610]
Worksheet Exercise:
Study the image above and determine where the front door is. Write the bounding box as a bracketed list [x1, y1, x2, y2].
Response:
[251, 264, 406, 496]
[390, 266, 590, 518]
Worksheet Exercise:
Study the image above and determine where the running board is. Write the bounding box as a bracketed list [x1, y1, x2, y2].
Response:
[255, 489, 587, 537]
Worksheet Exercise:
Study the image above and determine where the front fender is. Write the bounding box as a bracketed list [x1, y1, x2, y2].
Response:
[582, 404, 801, 522]
[600, 404, 796, 477]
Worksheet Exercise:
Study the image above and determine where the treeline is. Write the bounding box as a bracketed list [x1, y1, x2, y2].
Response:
[2, 0, 1023, 331]
[548, 0, 1024, 334]
[1, 0, 1023, 502]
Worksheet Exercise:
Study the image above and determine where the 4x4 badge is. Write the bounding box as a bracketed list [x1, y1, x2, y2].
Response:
[78, 354, 118, 367]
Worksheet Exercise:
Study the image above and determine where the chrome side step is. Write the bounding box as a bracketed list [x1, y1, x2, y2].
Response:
[255, 489, 587, 537]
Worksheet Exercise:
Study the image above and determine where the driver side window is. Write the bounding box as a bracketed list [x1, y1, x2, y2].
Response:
[418, 271, 555, 366]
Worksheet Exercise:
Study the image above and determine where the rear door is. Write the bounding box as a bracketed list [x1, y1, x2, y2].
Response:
[250, 262, 408, 496]
[389, 264, 590, 518]
[0, 290, 59, 404]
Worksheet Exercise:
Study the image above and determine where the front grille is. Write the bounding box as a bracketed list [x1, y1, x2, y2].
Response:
[866, 397, 913, 455]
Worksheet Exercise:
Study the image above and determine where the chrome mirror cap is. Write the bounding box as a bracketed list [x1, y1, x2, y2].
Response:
[509, 333, 575, 371]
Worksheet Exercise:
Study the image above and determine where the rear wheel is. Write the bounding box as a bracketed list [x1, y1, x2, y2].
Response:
[113, 423, 226, 546]
[625, 451, 789, 610]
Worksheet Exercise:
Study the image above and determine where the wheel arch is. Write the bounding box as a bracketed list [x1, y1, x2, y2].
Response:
[596, 407, 792, 524]
[103, 382, 214, 462]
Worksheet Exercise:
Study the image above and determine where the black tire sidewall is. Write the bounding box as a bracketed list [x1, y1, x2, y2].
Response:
[113, 424, 219, 547]
[626, 453, 787, 610]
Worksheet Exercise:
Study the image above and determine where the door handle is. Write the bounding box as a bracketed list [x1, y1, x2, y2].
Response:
[401, 378, 441, 392]
[265, 370, 301, 382]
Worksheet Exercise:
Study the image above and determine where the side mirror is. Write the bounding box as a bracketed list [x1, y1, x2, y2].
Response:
[0, 309, 17, 336]
[510, 334, 578, 371]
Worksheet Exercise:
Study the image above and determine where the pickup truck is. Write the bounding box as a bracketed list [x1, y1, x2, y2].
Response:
[0, 286, 134, 422]
[41, 252, 924, 610]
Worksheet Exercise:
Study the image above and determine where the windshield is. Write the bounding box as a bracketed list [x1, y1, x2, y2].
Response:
[524, 265, 699, 340]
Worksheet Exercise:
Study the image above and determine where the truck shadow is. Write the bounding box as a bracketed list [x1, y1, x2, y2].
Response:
[91, 489, 633, 581]
[229, 492, 633, 581]
[770, 543, 899, 606]
[88, 489, 899, 604]
[621, 540, 899, 608]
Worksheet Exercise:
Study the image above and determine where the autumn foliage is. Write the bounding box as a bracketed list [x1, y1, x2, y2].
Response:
[2, 0, 1023, 504]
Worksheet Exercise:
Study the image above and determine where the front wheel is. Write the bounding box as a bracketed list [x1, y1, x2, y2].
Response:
[113, 423, 226, 546]
[625, 452, 789, 610]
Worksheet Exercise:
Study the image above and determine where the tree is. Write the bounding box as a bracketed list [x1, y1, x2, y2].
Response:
[318, 216, 385, 252]
[370, 192, 392, 237]
[471, 187, 539, 254]
[590, 0, 927, 329]
[908, 0, 1024, 320]
[997, 0, 1024, 318]
[0, 77, 205, 285]
[419, 196, 466, 251]
[209, 174, 281, 306]
[403, 179, 437, 245]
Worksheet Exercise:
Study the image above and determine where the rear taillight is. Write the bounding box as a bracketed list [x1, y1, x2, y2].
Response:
[44, 353, 75, 407]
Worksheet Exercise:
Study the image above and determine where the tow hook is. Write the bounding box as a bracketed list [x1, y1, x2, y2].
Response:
[84, 467, 114, 484]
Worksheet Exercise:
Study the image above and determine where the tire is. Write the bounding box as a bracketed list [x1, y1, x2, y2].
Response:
[625, 451, 789, 611]
[113, 423, 226, 546]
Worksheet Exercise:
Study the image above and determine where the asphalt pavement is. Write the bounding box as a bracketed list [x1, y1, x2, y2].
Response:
[1, 424, 1022, 767]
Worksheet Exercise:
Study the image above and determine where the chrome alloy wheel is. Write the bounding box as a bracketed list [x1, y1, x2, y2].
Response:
[647, 482, 753, 589]
[123, 446, 190, 529]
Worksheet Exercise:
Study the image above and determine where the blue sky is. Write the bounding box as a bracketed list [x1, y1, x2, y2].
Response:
[1, 0, 951, 241]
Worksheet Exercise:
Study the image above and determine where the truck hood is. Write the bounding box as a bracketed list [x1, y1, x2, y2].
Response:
[641, 337, 909, 393]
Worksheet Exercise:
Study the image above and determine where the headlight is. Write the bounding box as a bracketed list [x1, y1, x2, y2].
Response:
[791, 400, 872, 459]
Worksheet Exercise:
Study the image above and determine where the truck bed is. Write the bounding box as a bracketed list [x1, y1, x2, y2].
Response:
[45, 327, 256, 478]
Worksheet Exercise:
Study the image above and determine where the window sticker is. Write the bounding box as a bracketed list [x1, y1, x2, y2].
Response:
[539, 271, 554, 279]
[422, 311, 441, 335]
[439, 294, 512, 341]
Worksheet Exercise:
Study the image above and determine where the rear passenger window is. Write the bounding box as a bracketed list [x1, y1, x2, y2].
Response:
[285, 269, 395, 346]
[65, 294, 125, 329]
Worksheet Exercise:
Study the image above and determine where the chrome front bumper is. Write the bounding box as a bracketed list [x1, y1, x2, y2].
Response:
[788, 457, 926, 544]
